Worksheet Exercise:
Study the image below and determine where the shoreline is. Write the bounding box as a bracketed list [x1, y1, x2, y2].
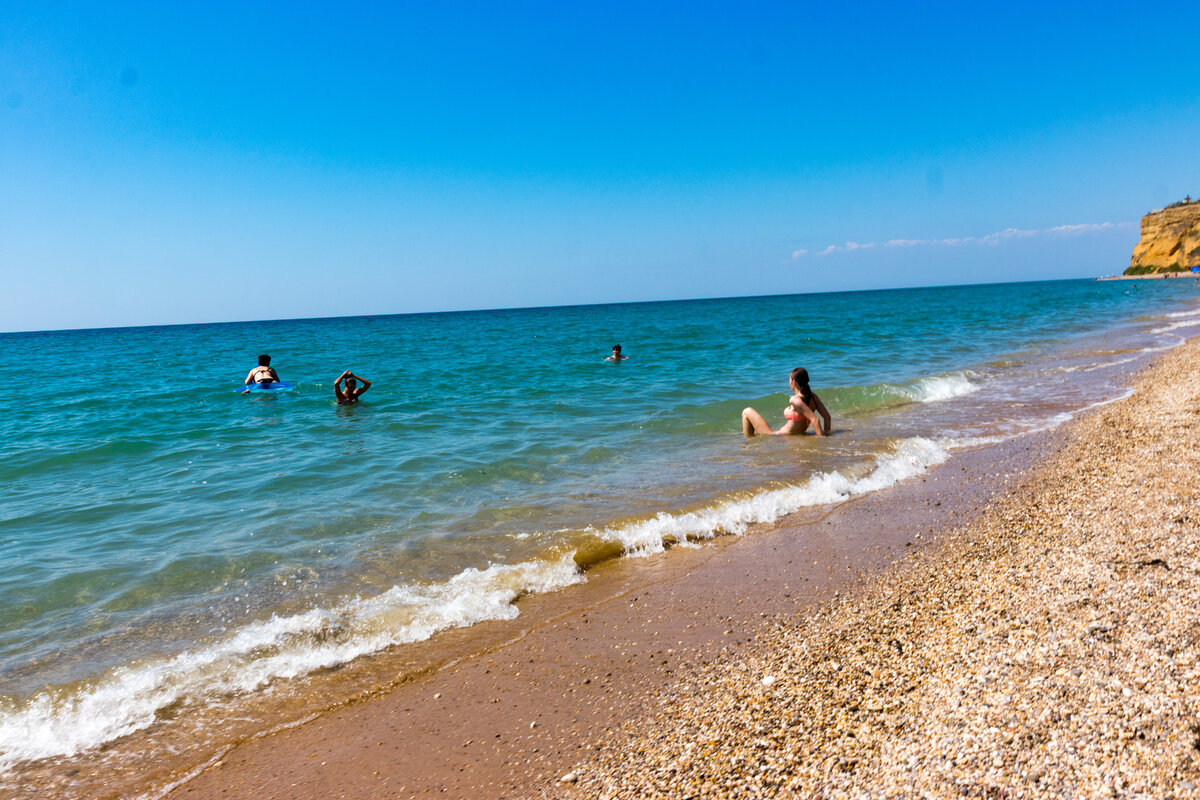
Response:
[147, 411, 1073, 797]
[575, 336, 1200, 797]
[10, 331, 1193, 798]
[160, 337, 1200, 799]
[1098, 271, 1199, 281]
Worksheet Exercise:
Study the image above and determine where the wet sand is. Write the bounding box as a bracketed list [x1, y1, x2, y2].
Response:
[159, 411, 1077, 794]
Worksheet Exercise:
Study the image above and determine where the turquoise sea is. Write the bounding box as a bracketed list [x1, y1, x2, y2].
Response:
[2, 278, 1199, 794]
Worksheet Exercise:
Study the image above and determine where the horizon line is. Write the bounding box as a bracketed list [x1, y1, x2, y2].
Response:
[0, 275, 1110, 336]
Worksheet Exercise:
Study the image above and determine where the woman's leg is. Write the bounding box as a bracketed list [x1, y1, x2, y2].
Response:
[741, 407, 774, 436]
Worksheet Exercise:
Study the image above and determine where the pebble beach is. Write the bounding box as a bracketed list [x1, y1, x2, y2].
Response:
[570, 337, 1200, 798]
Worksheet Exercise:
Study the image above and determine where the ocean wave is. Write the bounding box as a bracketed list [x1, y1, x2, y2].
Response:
[909, 373, 980, 403]
[827, 372, 979, 416]
[585, 436, 952, 558]
[0, 556, 583, 772]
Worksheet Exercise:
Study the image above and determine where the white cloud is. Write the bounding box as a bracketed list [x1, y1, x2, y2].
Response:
[1045, 222, 1117, 236]
[977, 227, 1038, 246]
[804, 221, 1126, 258]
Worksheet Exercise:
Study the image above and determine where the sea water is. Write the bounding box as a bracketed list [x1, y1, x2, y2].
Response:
[1, 278, 1198, 790]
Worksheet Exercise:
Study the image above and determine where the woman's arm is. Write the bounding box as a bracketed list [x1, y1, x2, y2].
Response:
[812, 393, 832, 436]
[790, 397, 825, 437]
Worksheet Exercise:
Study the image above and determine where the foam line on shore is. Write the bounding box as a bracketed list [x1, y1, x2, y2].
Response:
[0, 556, 583, 771]
[589, 437, 952, 558]
[0, 438, 953, 772]
[1151, 318, 1200, 335]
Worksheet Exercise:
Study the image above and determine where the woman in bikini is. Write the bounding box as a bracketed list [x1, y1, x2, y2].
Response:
[741, 367, 831, 437]
[244, 354, 280, 386]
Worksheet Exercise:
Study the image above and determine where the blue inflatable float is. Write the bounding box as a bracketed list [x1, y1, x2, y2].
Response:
[237, 381, 295, 394]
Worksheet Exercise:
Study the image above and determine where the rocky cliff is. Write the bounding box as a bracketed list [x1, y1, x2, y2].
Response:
[1127, 201, 1200, 274]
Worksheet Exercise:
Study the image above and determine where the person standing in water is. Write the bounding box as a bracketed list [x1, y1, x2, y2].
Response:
[604, 344, 629, 362]
[742, 367, 831, 437]
[334, 370, 372, 405]
[244, 354, 280, 386]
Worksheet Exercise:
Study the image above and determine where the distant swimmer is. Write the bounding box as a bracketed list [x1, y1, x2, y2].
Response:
[742, 367, 831, 437]
[334, 370, 372, 405]
[604, 344, 629, 362]
[245, 354, 281, 387]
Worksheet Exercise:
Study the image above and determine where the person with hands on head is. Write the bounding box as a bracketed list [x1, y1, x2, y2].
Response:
[334, 370, 372, 405]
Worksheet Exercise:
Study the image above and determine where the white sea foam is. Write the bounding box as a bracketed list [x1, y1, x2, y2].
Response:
[906, 372, 979, 403]
[944, 386, 1137, 449]
[1162, 308, 1200, 319]
[1151, 318, 1200, 335]
[1007, 389, 1133, 438]
[1051, 356, 1139, 373]
[591, 437, 952, 557]
[1074, 387, 1135, 415]
[0, 555, 582, 772]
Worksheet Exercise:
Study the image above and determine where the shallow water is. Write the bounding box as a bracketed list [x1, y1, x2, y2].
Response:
[2, 278, 1199, 787]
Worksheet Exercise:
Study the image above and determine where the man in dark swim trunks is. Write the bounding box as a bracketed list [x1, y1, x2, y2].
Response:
[245, 354, 280, 386]
[334, 370, 372, 405]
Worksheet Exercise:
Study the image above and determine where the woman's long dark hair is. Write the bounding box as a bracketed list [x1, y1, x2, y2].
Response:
[790, 367, 814, 405]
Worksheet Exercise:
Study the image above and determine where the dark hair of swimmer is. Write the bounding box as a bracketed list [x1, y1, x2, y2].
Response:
[791, 367, 814, 405]
[258, 354, 271, 366]
[612, 344, 621, 352]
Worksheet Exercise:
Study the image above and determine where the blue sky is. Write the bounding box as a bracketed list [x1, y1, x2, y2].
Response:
[3, 1, 1199, 332]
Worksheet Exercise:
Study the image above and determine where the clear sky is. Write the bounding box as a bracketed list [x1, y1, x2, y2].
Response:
[3, 1, 1199, 332]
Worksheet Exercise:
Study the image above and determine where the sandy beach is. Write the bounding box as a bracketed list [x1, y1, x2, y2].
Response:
[149, 338, 1200, 799]
[570, 338, 1200, 798]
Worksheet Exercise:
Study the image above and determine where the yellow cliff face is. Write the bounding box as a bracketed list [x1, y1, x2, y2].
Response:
[1127, 201, 1200, 274]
